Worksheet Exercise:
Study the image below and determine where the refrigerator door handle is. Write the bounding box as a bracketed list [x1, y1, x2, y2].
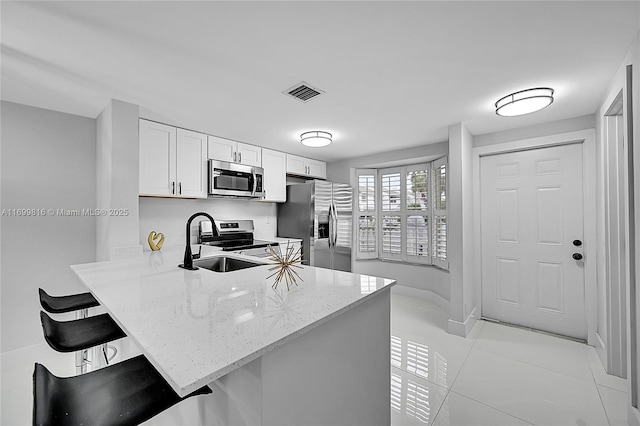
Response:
[330, 203, 338, 247]
[328, 203, 334, 248]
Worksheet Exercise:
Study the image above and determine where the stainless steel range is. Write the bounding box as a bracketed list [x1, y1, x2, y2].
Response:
[198, 219, 277, 258]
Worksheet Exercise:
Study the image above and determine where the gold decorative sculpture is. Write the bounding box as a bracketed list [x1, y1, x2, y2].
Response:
[147, 231, 165, 251]
[267, 243, 303, 291]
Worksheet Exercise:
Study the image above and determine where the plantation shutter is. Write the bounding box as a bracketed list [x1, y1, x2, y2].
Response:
[356, 169, 377, 259]
[432, 157, 448, 269]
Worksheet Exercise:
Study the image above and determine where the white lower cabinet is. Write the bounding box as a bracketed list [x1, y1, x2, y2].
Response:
[261, 149, 286, 202]
[139, 119, 207, 198]
[286, 154, 326, 179]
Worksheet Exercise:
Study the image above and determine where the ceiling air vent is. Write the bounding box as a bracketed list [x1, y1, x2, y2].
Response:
[283, 82, 324, 103]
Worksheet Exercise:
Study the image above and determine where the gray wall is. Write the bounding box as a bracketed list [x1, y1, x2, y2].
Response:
[474, 114, 596, 147]
[1, 101, 96, 352]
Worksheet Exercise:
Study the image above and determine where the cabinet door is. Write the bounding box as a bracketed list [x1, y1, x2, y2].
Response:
[176, 128, 208, 198]
[207, 135, 236, 163]
[262, 148, 286, 202]
[237, 142, 262, 167]
[286, 154, 307, 176]
[139, 119, 177, 196]
[306, 158, 326, 179]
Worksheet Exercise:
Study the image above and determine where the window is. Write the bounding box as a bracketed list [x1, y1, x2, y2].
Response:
[357, 170, 377, 259]
[356, 157, 448, 269]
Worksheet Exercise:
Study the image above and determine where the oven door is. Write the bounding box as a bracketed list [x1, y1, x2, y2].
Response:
[209, 160, 264, 198]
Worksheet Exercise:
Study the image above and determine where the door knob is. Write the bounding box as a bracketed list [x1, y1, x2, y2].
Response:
[572, 253, 583, 260]
[573, 239, 582, 247]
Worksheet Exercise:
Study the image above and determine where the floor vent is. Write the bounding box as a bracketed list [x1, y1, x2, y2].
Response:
[283, 82, 324, 102]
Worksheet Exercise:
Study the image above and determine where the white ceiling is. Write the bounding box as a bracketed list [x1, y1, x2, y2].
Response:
[2, 1, 639, 162]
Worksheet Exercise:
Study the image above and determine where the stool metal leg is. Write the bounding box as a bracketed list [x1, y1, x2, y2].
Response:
[75, 308, 90, 374]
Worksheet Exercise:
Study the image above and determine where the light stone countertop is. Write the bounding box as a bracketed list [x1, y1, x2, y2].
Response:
[71, 246, 395, 397]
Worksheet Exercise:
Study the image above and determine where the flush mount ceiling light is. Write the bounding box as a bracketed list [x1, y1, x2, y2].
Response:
[300, 131, 332, 147]
[495, 87, 554, 117]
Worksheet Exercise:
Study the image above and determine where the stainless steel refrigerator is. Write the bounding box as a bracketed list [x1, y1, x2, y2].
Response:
[277, 180, 353, 272]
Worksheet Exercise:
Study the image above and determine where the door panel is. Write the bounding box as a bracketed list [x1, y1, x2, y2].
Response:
[313, 181, 332, 269]
[481, 143, 586, 339]
[332, 246, 352, 273]
[496, 257, 520, 305]
[332, 183, 353, 249]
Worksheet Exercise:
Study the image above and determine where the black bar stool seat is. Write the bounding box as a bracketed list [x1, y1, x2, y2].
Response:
[33, 354, 212, 426]
[40, 311, 126, 353]
[39, 288, 99, 314]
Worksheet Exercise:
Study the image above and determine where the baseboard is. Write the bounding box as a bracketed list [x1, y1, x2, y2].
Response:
[392, 285, 450, 313]
[594, 331, 607, 371]
[448, 307, 478, 338]
[629, 406, 640, 426]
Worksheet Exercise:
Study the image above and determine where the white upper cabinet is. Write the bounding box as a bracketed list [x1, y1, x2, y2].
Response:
[207, 136, 235, 163]
[175, 128, 207, 198]
[139, 120, 176, 197]
[261, 148, 286, 202]
[208, 136, 262, 167]
[286, 154, 326, 179]
[139, 119, 207, 198]
[237, 142, 262, 167]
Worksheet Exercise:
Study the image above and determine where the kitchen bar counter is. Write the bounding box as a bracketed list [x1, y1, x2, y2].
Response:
[71, 247, 395, 425]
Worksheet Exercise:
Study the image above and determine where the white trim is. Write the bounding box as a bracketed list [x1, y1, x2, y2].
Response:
[391, 285, 450, 313]
[448, 306, 478, 337]
[472, 129, 597, 345]
[630, 406, 640, 426]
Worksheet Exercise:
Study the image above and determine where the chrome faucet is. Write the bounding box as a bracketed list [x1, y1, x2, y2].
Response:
[179, 212, 218, 270]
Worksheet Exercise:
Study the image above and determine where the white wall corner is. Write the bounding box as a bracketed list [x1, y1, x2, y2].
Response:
[96, 99, 140, 261]
[448, 307, 478, 338]
[447, 122, 476, 328]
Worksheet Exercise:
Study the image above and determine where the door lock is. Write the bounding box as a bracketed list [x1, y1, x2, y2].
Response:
[572, 253, 583, 260]
[573, 239, 582, 247]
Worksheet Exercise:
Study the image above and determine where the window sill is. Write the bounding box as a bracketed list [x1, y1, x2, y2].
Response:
[355, 257, 449, 272]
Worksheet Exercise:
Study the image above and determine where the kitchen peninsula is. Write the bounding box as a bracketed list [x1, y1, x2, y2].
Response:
[71, 246, 395, 425]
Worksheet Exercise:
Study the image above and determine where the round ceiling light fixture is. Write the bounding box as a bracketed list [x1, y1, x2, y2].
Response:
[495, 87, 554, 117]
[300, 131, 332, 147]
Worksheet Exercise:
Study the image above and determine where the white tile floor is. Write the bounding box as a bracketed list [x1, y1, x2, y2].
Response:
[391, 292, 630, 426]
[1, 291, 631, 425]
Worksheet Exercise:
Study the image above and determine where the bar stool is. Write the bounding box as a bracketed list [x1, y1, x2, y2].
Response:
[39, 288, 113, 373]
[40, 311, 125, 352]
[38, 288, 99, 317]
[33, 354, 212, 426]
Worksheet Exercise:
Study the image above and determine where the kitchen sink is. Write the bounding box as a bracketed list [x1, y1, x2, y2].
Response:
[193, 256, 263, 273]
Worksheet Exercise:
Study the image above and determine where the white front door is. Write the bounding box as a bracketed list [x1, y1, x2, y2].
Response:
[481, 143, 586, 339]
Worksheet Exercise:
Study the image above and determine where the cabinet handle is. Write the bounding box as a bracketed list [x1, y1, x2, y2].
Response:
[233, 152, 237, 162]
[238, 152, 242, 163]
[179, 182, 182, 195]
[172, 182, 175, 195]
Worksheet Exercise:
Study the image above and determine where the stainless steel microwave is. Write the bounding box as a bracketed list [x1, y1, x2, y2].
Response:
[208, 160, 264, 198]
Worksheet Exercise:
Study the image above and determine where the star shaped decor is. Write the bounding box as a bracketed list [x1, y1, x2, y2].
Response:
[267, 243, 303, 291]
